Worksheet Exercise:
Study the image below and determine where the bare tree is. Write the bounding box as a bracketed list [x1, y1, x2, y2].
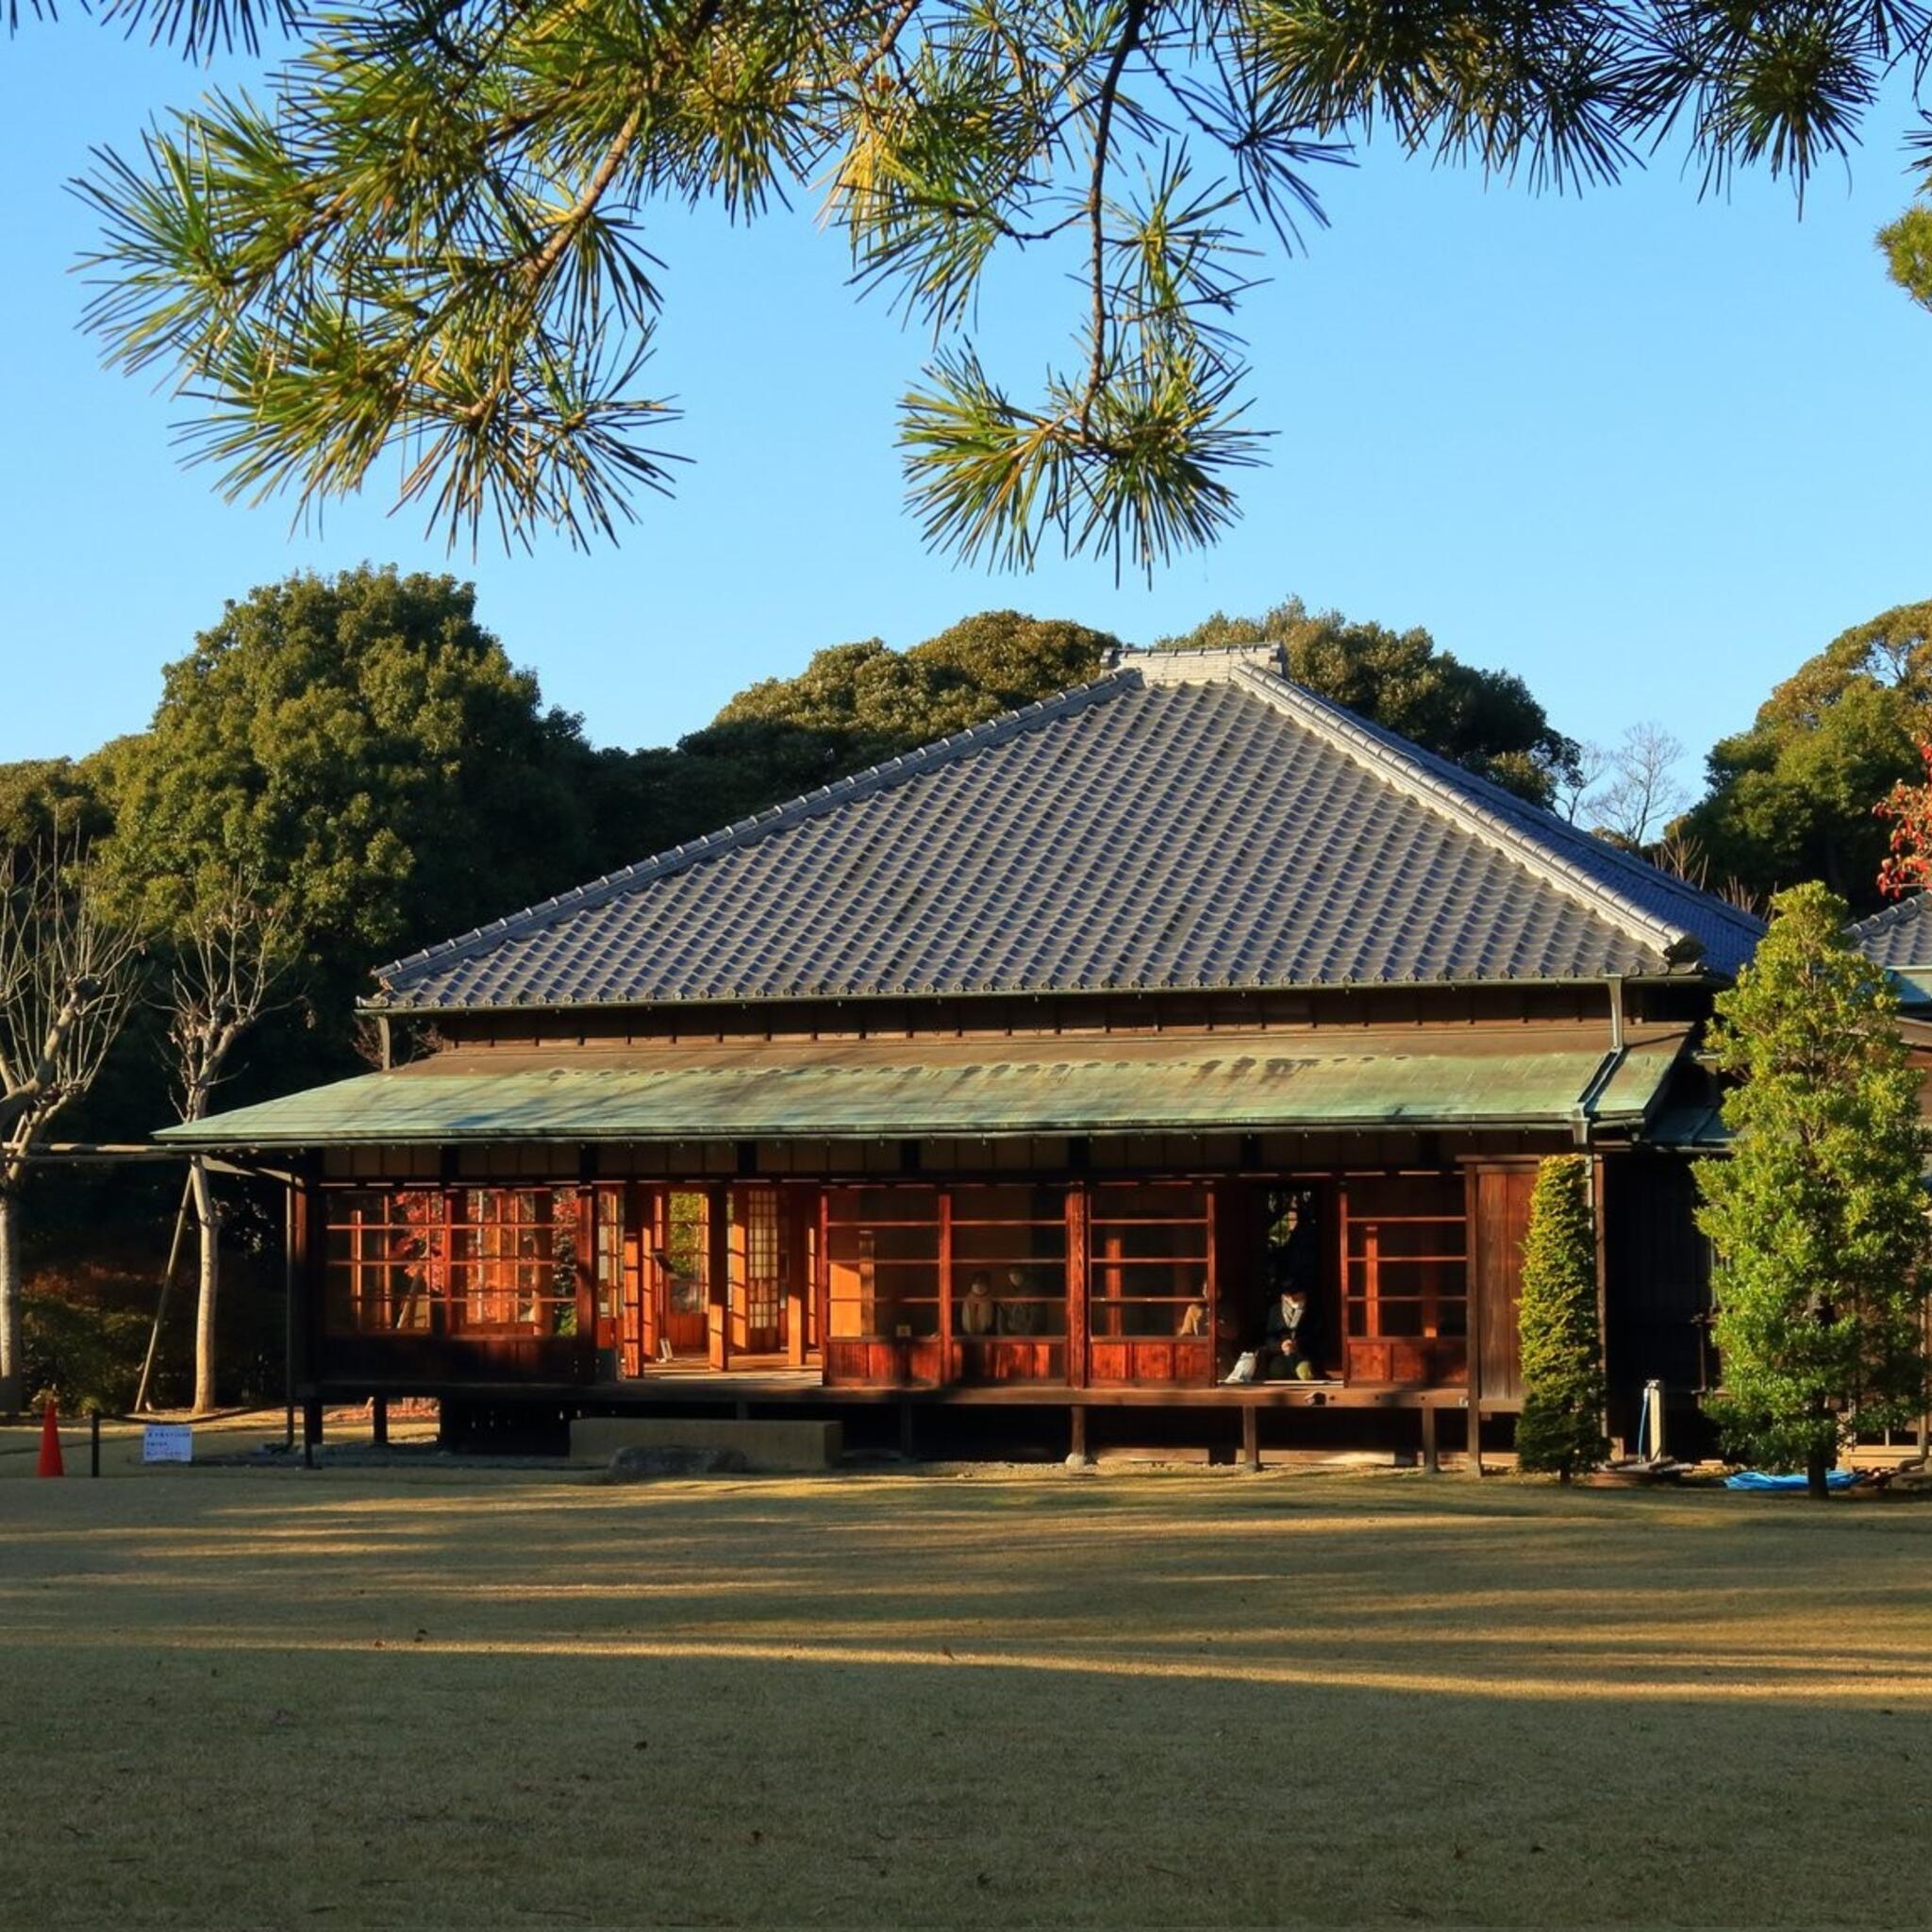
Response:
[1555, 741, 1611, 825]
[0, 843, 142, 1412]
[1593, 723, 1690, 850]
[166, 877, 291, 1415]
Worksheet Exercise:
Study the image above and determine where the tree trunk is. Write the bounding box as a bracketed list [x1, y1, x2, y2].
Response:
[191, 1158, 220, 1415]
[0, 1189, 20, 1417]
[1806, 1451, 1831, 1502]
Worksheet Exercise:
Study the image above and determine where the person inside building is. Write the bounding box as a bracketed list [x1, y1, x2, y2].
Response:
[999, 1266, 1041, 1335]
[1175, 1277, 1210, 1337]
[958, 1271, 998, 1337]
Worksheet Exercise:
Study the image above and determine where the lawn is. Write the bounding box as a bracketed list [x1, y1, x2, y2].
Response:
[0, 1459, 1927, 1928]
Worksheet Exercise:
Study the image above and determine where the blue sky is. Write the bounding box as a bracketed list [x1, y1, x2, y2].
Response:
[3, 24, 1930, 787]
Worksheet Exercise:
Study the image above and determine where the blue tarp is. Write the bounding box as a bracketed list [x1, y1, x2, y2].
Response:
[1724, 1470, 1859, 1491]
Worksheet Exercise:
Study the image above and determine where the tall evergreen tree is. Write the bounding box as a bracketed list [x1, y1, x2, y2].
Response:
[1696, 883, 1931, 1499]
[1514, 1155, 1607, 1482]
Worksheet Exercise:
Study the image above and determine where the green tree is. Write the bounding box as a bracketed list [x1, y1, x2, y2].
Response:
[96, 565, 615, 1042]
[66, 2, 1932, 569]
[1513, 1155, 1607, 1482]
[0, 760, 112, 861]
[1695, 882, 1930, 1500]
[1154, 596, 1578, 805]
[674, 610, 1119, 822]
[1678, 602, 1932, 911]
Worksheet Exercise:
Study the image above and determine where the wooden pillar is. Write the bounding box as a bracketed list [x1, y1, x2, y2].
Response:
[1241, 1401, 1259, 1472]
[1464, 1165, 1485, 1475]
[1065, 1183, 1090, 1389]
[707, 1183, 730, 1371]
[628, 1183, 655, 1374]
[784, 1186, 809, 1368]
[295, 1173, 323, 1399]
[1421, 1402, 1440, 1474]
[302, 1397, 323, 1469]
[1069, 1403, 1089, 1463]
[370, 1396, 388, 1448]
[574, 1183, 596, 1378]
[814, 1189, 832, 1370]
[937, 1187, 955, 1386]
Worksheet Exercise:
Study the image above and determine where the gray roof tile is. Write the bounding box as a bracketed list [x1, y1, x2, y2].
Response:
[373, 655, 1764, 1010]
[1849, 893, 1932, 968]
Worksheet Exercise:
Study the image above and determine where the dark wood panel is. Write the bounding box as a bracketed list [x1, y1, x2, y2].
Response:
[1474, 1166, 1535, 1401]
[1088, 1338, 1212, 1385]
[1345, 1337, 1466, 1386]
[823, 1337, 946, 1386]
[318, 1334, 591, 1385]
[953, 1340, 1064, 1382]
[1602, 1153, 1711, 1394]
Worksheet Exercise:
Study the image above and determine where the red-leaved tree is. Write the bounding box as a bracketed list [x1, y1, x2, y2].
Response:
[1875, 741, 1932, 898]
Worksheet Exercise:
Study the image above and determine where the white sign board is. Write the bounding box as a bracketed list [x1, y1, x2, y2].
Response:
[142, 1424, 193, 1465]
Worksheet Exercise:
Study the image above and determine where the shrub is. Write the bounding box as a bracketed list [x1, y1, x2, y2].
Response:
[22, 1291, 149, 1416]
[1515, 1155, 1607, 1480]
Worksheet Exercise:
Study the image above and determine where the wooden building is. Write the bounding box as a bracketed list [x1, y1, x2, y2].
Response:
[163, 646, 1770, 1461]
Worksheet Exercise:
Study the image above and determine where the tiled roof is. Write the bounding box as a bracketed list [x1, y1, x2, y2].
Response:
[1849, 894, 1932, 968]
[372, 653, 1764, 1011]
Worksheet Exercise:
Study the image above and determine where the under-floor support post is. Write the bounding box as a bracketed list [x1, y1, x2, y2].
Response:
[371, 1397, 389, 1448]
[1465, 1398, 1483, 1475]
[302, 1398, 323, 1470]
[1069, 1406, 1089, 1466]
[1241, 1402, 1259, 1473]
[1421, 1404, 1440, 1474]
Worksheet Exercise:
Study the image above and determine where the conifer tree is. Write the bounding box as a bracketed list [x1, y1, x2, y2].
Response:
[1514, 1155, 1607, 1481]
[1696, 882, 1931, 1500]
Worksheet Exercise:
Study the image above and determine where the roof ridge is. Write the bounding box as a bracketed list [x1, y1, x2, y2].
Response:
[372, 670, 1140, 991]
[1228, 661, 1721, 969]
[1848, 893, 1927, 938]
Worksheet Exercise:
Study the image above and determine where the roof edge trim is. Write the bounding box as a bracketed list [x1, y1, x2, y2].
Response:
[1228, 662, 1703, 969]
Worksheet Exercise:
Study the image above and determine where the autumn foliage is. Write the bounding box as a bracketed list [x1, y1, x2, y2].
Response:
[1875, 738, 1932, 899]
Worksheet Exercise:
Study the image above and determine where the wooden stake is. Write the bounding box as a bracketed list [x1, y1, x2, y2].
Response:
[133, 1169, 196, 1414]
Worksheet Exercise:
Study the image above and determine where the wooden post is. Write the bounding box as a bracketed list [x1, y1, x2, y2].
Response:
[937, 1186, 955, 1385]
[371, 1396, 389, 1447]
[134, 1170, 196, 1414]
[1204, 1182, 1220, 1388]
[1421, 1402, 1440, 1474]
[784, 1186, 809, 1367]
[816, 1188, 831, 1363]
[1464, 1166, 1485, 1475]
[1065, 1183, 1089, 1390]
[1241, 1400, 1259, 1472]
[637, 1174, 660, 1375]
[302, 1397, 323, 1469]
[707, 1182, 730, 1372]
[1069, 1404, 1090, 1464]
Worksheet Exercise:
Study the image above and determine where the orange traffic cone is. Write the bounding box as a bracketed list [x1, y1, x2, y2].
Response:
[37, 1399, 63, 1478]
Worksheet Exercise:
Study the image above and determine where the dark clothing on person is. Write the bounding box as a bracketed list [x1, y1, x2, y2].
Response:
[1257, 1291, 1319, 1380]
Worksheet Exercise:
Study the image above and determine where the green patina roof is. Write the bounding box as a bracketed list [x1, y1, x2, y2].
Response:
[159, 1039, 1684, 1148]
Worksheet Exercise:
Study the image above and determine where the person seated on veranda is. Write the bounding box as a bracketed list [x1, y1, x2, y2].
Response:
[999, 1267, 1042, 1335]
[958, 1271, 998, 1338]
[1257, 1287, 1318, 1382]
[1174, 1279, 1210, 1338]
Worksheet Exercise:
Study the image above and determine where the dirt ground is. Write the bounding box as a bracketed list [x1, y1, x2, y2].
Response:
[0, 1445, 1927, 1929]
